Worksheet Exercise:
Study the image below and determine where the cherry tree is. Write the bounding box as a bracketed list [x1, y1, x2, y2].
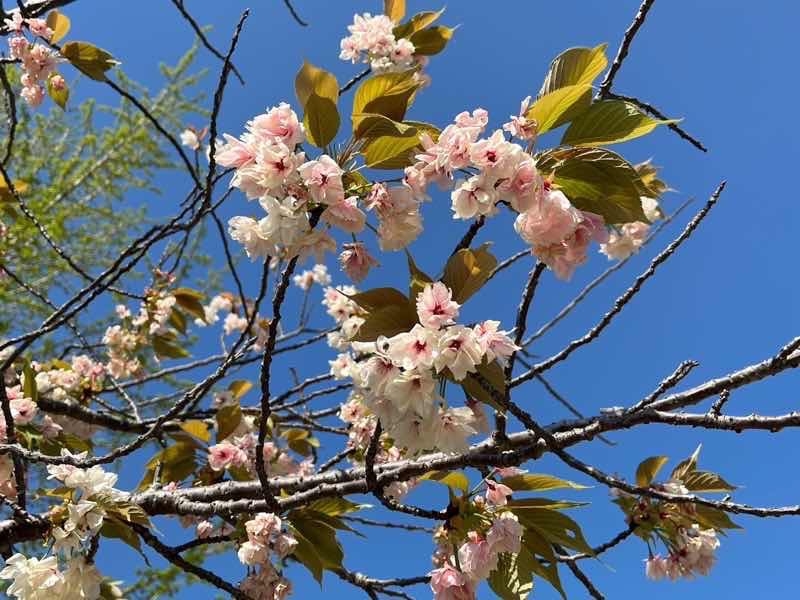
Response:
[0, 0, 794, 598]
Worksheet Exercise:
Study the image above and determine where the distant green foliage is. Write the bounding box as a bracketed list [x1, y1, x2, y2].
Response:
[0, 43, 209, 341]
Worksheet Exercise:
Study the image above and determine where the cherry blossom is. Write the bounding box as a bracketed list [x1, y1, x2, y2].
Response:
[416, 282, 460, 330]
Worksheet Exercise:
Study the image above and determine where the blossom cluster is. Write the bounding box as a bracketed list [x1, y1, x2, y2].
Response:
[645, 524, 720, 581]
[337, 389, 417, 500]
[339, 13, 417, 73]
[292, 263, 331, 291]
[363, 183, 424, 252]
[4, 10, 62, 107]
[0, 456, 121, 600]
[236, 513, 296, 600]
[105, 285, 179, 378]
[206, 393, 313, 478]
[430, 475, 525, 600]
[599, 196, 661, 261]
[0, 355, 110, 499]
[401, 107, 612, 280]
[327, 281, 517, 454]
[219, 104, 351, 260]
[0, 555, 106, 600]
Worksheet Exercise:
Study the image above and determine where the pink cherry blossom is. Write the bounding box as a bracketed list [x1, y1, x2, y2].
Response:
[416, 282, 460, 330]
[246, 513, 282, 544]
[487, 513, 523, 554]
[458, 531, 499, 582]
[247, 103, 305, 147]
[645, 556, 669, 580]
[4, 11, 24, 33]
[485, 479, 513, 506]
[514, 189, 583, 247]
[384, 368, 437, 416]
[432, 407, 478, 453]
[215, 134, 255, 169]
[429, 564, 475, 600]
[228, 216, 273, 260]
[339, 242, 378, 283]
[207, 441, 248, 472]
[26, 18, 53, 40]
[10, 397, 37, 425]
[500, 155, 543, 213]
[433, 325, 483, 381]
[503, 95, 538, 141]
[468, 130, 521, 178]
[451, 175, 499, 220]
[297, 155, 344, 205]
[387, 324, 438, 370]
[473, 320, 519, 366]
[196, 520, 214, 539]
[600, 221, 650, 260]
[322, 196, 366, 233]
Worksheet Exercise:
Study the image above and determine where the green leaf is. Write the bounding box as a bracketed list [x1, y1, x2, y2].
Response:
[635, 160, 669, 201]
[351, 302, 418, 342]
[536, 147, 647, 224]
[138, 441, 197, 490]
[295, 60, 339, 108]
[404, 120, 441, 142]
[419, 470, 470, 493]
[394, 9, 446, 39]
[539, 44, 608, 95]
[61, 41, 119, 81]
[442, 244, 497, 304]
[168, 308, 187, 334]
[343, 170, 370, 194]
[693, 504, 741, 531]
[362, 134, 421, 169]
[173, 288, 206, 322]
[152, 335, 190, 360]
[525, 84, 591, 134]
[22, 360, 38, 403]
[308, 497, 368, 517]
[46, 10, 71, 44]
[502, 473, 587, 492]
[522, 531, 566, 599]
[561, 100, 676, 147]
[407, 253, 433, 299]
[0, 178, 27, 203]
[488, 551, 535, 600]
[460, 359, 506, 410]
[682, 471, 736, 493]
[508, 498, 588, 511]
[516, 507, 593, 555]
[228, 380, 253, 400]
[303, 93, 340, 148]
[349, 287, 410, 312]
[282, 427, 319, 456]
[100, 519, 142, 554]
[353, 71, 419, 122]
[289, 513, 345, 583]
[107, 500, 151, 527]
[409, 25, 454, 55]
[385, 0, 406, 22]
[216, 403, 242, 441]
[179, 420, 210, 443]
[636, 456, 670, 487]
[46, 74, 69, 110]
[353, 113, 418, 140]
[671, 444, 702, 481]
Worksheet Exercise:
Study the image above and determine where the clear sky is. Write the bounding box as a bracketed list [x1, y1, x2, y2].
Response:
[53, 0, 800, 598]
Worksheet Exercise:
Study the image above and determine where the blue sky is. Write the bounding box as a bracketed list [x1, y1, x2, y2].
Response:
[50, 0, 800, 598]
